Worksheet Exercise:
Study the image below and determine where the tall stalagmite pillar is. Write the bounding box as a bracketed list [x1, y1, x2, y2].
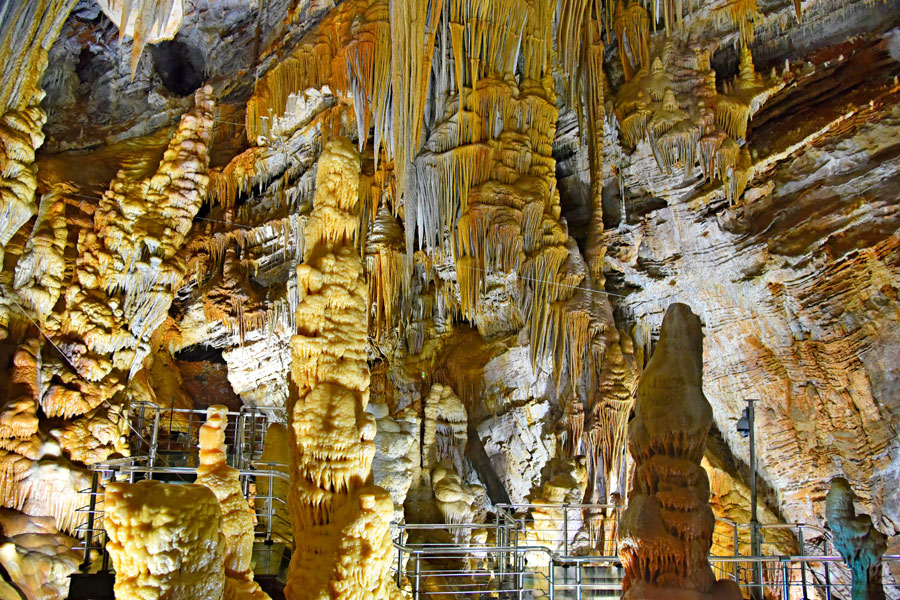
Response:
[286, 138, 402, 599]
[618, 303, 741, 600]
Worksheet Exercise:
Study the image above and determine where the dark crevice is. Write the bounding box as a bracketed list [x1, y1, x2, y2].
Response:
[175, 344, 227, 364]
[150, 39, 207, 97]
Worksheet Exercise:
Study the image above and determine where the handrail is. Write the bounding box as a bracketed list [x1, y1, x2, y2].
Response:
[392, 542, 555, 558]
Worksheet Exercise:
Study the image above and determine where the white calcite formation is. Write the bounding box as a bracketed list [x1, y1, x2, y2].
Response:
[104, 479, 226, 600]
[523, 457, 587, 564]
[432, 460, 486, 541]
[367, 401, 416, 523]
[422, 383, 468, 475]
[0, 440, 91, 536]
[0, 0, 897, 595]
[286, 137, 402, 599]
[618, 303, 740, 600]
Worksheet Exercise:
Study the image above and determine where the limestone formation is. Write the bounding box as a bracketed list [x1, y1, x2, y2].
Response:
[104, 480, 226, 600]
[195, 406, 271, 600]
[286, 138, 402, 599]
[618, 303, 740, 600]
[0, 509, 79, 600]
[256, 422, 292, 543]
[826, 477, 888, 600]
[94, 0, 184, 77]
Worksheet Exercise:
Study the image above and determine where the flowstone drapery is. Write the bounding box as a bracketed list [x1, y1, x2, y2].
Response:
[618, 303, 741, 600]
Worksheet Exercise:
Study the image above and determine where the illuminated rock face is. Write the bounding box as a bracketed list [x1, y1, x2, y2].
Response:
[104, 480, 226, 600]
[826, 477, 888, 600]
[618, 303, 739, 600]
[0, 508, 79, 600]
[286, 138, 402, 599]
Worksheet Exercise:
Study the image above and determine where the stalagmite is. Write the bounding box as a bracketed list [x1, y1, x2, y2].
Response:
[195, 406, 271, 600]
[826, 477, 888, 600]
[523, 458, 587, 563]
[287, 137, 402, 599]
[432, 460, 484, 541]
[422, 383, 468, 475]
[617, 303, 740, 600]
[104, 480, 226, 600]
[257, 423, 292, 543]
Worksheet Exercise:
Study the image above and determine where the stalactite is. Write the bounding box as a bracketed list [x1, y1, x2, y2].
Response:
[13, 184, 69, 316]
[724, 0, 760, 45]
[615, 2, 651, 82]
[94, 0, 184, 79]
[614, 36, 779, 204]
[366, 203, 411, 339]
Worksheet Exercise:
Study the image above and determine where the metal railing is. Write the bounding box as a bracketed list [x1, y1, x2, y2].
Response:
[392, 504, 900, 599]
[497, 503, 620, 557]
[74, 401, 290, 573]
[128, 401, 286, 471]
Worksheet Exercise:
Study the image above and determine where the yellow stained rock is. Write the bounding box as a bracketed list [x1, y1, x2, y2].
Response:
[104, 480, 226, 600]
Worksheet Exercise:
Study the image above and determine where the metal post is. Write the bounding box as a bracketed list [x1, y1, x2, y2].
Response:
[235, 411, 244, 469]
[563, 503, 569, 556]
[782, 561, 790, 599]
[149, 409, 160, 473]
[396, 545, 403, 585]
[823, 560, 832, 600]
[135, 403, 146, 455]
[80, 470, 99, 571]
[265, 479, 274, 542]
[187, 410, 194, 455]
[798, 527, 809, 598]
[249, 406, 258, 465]
[499, 518, 506, 586]
[514, 521, 521, 597]
[549, 556, 555, 600]
[414, 554, 421, 600]
[747, 399, 762, 599]
[576, 563, 582, 600]
[733, 522, 740, 578]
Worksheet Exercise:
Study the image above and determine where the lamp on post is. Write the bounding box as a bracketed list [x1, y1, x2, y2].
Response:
[737, 399, 762, 599]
